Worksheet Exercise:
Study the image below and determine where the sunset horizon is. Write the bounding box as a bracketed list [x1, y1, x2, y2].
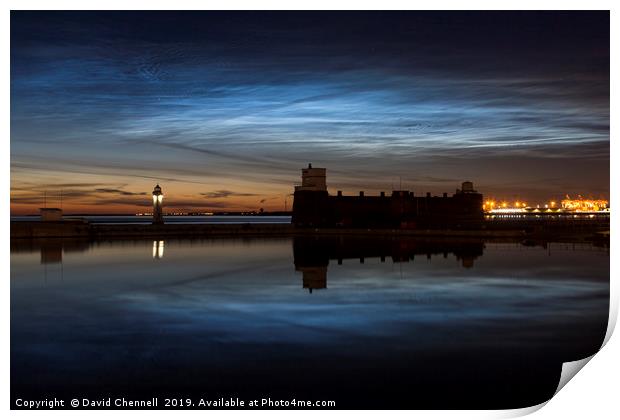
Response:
[10, 11, 609, 215]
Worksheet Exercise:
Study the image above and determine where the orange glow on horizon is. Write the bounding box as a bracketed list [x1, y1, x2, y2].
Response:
[482, 196, 607, 212]
[10, 179, 291, 215]
[561, 196, 608, 212]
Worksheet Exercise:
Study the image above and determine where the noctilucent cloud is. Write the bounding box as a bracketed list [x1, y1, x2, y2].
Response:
[11, 11, 609, 214]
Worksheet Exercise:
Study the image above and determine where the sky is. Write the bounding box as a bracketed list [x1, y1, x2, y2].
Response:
[10, 11, 609, 214]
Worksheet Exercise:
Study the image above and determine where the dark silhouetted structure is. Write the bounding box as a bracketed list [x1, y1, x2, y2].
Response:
[292, 164, 484, 228]
[39, 208, 62, 222]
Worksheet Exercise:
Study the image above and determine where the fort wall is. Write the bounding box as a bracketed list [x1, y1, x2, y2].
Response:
[292, 165, 484, 228]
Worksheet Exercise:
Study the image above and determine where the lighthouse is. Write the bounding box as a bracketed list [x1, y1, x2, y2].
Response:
[152, 184, 164, 224]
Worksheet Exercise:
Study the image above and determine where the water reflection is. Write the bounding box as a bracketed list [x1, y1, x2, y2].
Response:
[10, 236, 609, 409]
[294, 236, 485, 293]
[11, 238, 90, 265]
[40, 242, 63, 264]
[152, 240, 165, 259]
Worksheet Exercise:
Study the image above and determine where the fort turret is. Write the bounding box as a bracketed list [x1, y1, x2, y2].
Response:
[297, 163, 327, 191]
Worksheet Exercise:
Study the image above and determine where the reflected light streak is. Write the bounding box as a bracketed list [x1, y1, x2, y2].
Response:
[152, 240, 165, 259]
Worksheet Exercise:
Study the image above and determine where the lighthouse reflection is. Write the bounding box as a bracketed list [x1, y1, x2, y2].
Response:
[152, 240, 165, 259]
[294, 236, 485, 293]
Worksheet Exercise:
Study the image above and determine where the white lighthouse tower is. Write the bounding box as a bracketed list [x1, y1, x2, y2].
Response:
[152, 184, 164, 224]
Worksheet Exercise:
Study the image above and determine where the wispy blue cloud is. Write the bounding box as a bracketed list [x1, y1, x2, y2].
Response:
[10, 11, 609, 211]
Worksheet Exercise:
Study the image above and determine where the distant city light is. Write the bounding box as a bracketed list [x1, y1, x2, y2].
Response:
[561, 196, 608, 212]
[482, 195, 609, 214]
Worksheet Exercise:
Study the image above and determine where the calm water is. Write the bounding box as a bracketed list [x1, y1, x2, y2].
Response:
[11, 237, 609, 409]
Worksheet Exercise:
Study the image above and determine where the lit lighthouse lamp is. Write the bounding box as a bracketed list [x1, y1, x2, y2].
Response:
[152, 184, 164, 224]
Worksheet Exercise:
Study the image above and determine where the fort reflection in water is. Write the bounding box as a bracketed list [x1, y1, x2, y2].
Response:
[293, 236, 484, 293]
[15, 236, 487, 292]
[14, 236, 605, 296]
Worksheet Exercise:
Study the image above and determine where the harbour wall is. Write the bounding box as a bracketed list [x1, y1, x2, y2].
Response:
[10, 218, 609, 240]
